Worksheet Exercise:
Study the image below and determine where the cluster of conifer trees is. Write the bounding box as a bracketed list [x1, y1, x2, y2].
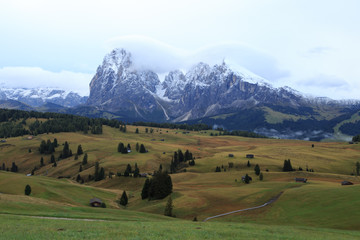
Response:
[170, 149, 195, 173]
[141, 169, 173, 200]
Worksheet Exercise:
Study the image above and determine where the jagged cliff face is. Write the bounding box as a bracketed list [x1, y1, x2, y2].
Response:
[87, 48, 360, 126]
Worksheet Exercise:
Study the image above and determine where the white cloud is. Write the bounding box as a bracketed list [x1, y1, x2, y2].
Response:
[105, 36, 287, 81]
[0, 67, 92, 96]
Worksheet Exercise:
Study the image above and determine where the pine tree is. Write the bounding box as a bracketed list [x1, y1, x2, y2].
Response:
[134, 163, 140, 177]
[139, 144, 146, 153]
[24, 184, 31, 195]
[53, 160, 57, 167]
[76, 174, 82, 182]
[215, 166, 221, 172]
[50, 154, 55, 163]
[283, 159, 293, 172]
[127, 143, 131, 150]
[77, 145, 83, 155]
[178, 150, 184, 162]
[254, 164, 260, 176]
[11, 162, 18, 172]
[124, 164, 132, 176]
[356, 161, 360, 176]
[94, 162, 100, 181]
[62, 141, 70, 159]
[259, 172, 263, 181]
[244, 174, 250, 184]
[164, 195, 174, 217]
[99, 167, 105, 181]
[119, 191, 128, 206]
[141, 178, 150, 199]
[247, 160, 251, 167]
[136, 142, 139, 152]
[40, 157, 44, 166]
[79, 164, 82, 172]
[135, 128, 139, 134]
[118, 143, 124, 153]
[145, 128, 148, 133]
[82, 153, 88, 165]
[148, 171, 173, 200]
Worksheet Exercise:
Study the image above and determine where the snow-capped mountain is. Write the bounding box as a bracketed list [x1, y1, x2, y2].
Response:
[87, 48, 360, 140]
[0, 88, 88, 107]
[88, 48, 309, 120]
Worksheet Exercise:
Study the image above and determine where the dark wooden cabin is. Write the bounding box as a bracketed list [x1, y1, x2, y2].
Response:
[90, 198, 103, 207]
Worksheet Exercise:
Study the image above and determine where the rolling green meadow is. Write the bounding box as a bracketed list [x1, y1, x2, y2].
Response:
[1, 124, 360, 239]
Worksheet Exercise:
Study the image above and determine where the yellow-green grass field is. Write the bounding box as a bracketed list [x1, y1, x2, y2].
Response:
[0, 124, 360, 238]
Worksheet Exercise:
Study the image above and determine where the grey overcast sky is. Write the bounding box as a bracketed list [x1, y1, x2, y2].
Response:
[0, 0, 359, 99]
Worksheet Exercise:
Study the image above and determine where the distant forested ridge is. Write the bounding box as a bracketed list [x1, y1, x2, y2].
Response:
[0, 109, 121, 138]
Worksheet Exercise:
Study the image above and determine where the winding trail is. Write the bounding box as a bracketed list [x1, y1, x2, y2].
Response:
[203, 191, 284, 222]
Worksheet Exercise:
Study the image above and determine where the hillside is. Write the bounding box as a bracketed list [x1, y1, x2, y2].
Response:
[0, 119, 360, 238]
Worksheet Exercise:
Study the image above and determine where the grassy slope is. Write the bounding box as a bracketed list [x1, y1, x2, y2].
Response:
[0, 124, 360, 237]
[2, 214, 360, 240]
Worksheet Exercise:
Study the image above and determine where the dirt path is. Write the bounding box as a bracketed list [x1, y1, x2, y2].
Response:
[203, 191, 283, 222]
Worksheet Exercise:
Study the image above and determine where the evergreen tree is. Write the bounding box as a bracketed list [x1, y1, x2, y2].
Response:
[77, 145, 83, 155]
[136, 142, 139, 152]
[244, 174, 250, 184]
[139, 144, 146, 153]
[148, 171, 173, 200]
[127, 143, 131, 150]
[40, 157, 44, 166]
[50, 154, 55, 163]
[134, 163, 140, 177]
[62, 141, 70, 159]
[99, 167, 105, 181]
[79, 164, 82, 172]
[141, 178, 150, 199]
[2, 163, 5, 171]
[53, 138, 58, 147]
[178, 149, 184, 162]
[53, 160, 57, 167]
[118, 142, 124, 153]
[215, 166, 221, 172]
[283, 159, 293, 172]
[259, 172, 263, 181]
[145, 128, 148, 133]
[254, 164, 260, 176]
[247, 160, 251, 167]
[76, 174, 82, 182]
[121, 145, 128, 154]
[94, 162, 100, 181]
[39, 140, 46, 154]
[82, 153, 88, 165]
[135, 128, 139, 134]
[10, 162, 18, 172]
[119, 191, 128, 206]
[164, 195, 174, 217]
[124, 164, 132, 177]
[150, 128, 154, 133]
[28, 148, 32, 153]
[356, 161, 360, 176]
[74, 154, 78, 160]
[24, 184, 31, 196]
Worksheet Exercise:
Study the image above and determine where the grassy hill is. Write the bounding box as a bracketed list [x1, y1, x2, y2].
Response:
[1, 122, 360, 238]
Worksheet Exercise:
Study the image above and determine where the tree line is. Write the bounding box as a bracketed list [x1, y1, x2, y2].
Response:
[0, 108, 126, 138]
